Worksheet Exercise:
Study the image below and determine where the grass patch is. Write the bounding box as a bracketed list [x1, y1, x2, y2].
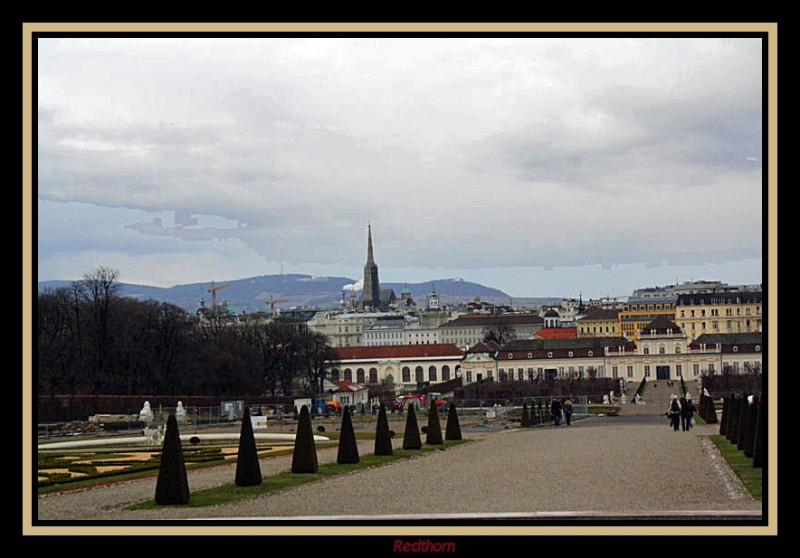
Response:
[127, 439, 468, 510]
[709, 435, 761, 499]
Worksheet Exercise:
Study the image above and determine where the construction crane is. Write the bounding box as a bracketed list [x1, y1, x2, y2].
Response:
[265, 294, 292, 315]
[207, 281, 230, 311]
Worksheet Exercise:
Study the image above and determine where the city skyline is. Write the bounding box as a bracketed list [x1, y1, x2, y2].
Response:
[37, 37, 763, 298]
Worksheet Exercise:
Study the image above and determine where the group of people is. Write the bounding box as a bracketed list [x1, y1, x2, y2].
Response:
[667, 395, 696, 432]
[549, 397, 573, 426]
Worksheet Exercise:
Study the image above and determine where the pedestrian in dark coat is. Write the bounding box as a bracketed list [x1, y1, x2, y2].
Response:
[681, 396, 696, 431]
[563, 399, 574, 426]
[667, 396, 681, 432]
[550, 397, 563, 426]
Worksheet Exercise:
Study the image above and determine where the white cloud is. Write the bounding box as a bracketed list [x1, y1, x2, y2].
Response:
[36, 36, 763, 295]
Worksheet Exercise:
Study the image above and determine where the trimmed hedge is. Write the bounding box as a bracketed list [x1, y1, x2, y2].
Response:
[445, 403, 462, 441]
[291, 405, 318, 473]
[374, 403, 393, 456]
[337, 406, 360, 464]
[235, 407, 262, 486]
[425, 402, 443, 445]
[154, 414, 190, 505]
[402, 404, 422, 450]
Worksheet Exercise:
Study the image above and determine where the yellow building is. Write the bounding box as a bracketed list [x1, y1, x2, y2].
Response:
[618, 296, 676, 343]
[676, 292, 762, 341]
[576, 307, 621, 338]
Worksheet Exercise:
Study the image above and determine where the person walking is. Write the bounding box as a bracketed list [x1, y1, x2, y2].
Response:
[550, 397, 563, 426]
[667, 396, 681, 432]
[681, 395, 696, 432]
[563, 398, 574, 426]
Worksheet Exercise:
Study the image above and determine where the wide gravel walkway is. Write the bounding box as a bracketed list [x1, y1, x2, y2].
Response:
[36, 412, 761, 521]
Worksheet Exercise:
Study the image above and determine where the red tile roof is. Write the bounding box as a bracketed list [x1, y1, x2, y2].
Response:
[334, 344, 465, 361]
[532, 327, 577, 339]
[334, 381, 368, 393]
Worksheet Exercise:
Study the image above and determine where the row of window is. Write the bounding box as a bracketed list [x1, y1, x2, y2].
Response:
[679, 307, 760, 318]
[679, 320, 756, 332]
[579, 325, 617, 334]
[622, 304, 674, 311]
[331, 364, 468, 384]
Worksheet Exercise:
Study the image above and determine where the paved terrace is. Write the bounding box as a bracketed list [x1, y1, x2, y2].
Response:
[36, 391, 761, 521]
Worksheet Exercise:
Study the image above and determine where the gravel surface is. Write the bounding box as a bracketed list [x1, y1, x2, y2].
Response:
[36, 413, 761, 521]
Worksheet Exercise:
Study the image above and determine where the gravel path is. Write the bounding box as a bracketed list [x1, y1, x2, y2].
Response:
[36, 413, 761, 521]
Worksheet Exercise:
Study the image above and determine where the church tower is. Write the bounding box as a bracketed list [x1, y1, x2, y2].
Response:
[360, 223, 381, 310]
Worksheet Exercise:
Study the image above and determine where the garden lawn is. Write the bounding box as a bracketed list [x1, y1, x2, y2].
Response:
[710, 435, 762, 499]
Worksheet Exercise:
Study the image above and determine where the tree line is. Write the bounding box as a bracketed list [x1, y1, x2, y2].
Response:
[37, 267, 339, 398]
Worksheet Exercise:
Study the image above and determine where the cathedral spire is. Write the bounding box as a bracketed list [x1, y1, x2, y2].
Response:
[360, 221, 381, 310]
[367, 221, 374, 263]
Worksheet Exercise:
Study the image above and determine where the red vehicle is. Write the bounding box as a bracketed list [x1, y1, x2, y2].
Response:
[393, 393, 447, 412]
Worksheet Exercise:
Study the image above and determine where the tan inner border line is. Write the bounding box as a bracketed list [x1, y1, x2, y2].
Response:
[23, 22, 777, 33]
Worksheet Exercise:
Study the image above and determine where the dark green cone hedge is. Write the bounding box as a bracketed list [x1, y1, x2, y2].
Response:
[402, 404, 422, 450]
[704, 395, 718, 424]
[445, 403, 462, 441]
[235, 407, 262, 486]
[521, 401, 530, 427]
[374, 403, 393, 456]
[155, 414, 190, 505]
[337, 406, 360, 464]
[752, 397, 763, 468]
[291, 405, 318, 473]
[743, 400, 758, 458]
[425, 402, 443, 445]
[719, 396, 729, 436]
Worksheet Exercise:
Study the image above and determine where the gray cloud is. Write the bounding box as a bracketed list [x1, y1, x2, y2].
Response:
[36, 37, 763, 292]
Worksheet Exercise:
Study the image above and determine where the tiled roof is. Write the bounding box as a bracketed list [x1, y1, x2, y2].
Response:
[640, 315, 682, 335]
[466, 341, 500, 354]
[532, 327, 577, 339]
[334, 381, 368, 393]
[502, 337, 632, 352]
[694, 333, 763, 346]
[439, 313, 544, 328]
[334, 343, 465, 361]
[577, 307, 620, 321]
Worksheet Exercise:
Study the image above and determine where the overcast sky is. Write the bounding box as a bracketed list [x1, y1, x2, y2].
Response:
[36, 37, 763, 298]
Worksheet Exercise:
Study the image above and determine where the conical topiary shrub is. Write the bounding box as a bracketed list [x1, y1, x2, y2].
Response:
[521, 401, 531, 427]
[734, 395, 748, 447]
[374, 403, 393, 456]
[737, 396, 752, 452]
[445, 402, 462, 441]
[155, 414, 190, 505]
[742, 399, 758, 458]
[235, 407, 262, 486]
[337, 405, 360, 464]
[291, 405, 318, 473]
[531, 401, 540, 425]
[752, 397, 763, 468]
[719, 396, 729, 436]
[704, 395, 718, 424]
[425, 402, 443, 445]
[726, 396, 739, 443]
[402, 403, 422, 450]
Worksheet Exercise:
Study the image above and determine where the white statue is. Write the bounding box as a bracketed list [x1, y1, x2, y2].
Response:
[603, 394, 610, 405]
[138, 401, 154, 425]
[144, 424, 165, 447]
[621, 394, 627, 405]
[609, 390, 615, 403]
[176, 401, 187, 423]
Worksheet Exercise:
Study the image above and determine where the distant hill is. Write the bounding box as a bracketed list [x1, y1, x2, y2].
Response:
[37, 274, 559, 314]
